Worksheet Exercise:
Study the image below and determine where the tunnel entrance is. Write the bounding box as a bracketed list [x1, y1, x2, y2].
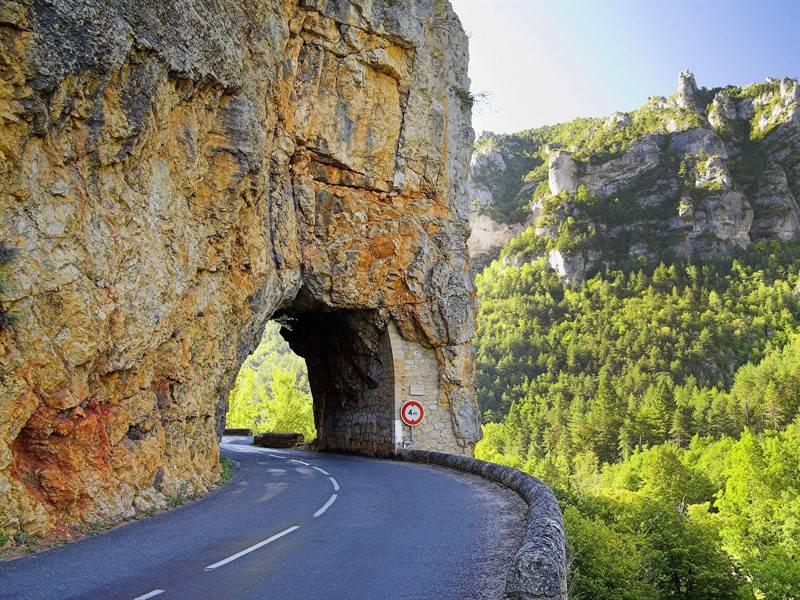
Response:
[225, 321, 316, 442]
[276, 309, 398, 455]
[226, 307, 400, 455]
[224, 306, 399, 454]
[225, 300, 457, 455]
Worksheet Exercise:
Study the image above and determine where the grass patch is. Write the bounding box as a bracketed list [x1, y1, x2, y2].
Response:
[165, 483, 191, 508]
[220, 456, 234, 482]
[89, 520, 104, 534]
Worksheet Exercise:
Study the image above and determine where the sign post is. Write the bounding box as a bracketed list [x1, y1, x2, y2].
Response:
[400, 400, 424, 444]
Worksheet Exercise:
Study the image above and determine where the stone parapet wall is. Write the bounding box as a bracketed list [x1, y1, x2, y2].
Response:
[398, 450, 568, 600]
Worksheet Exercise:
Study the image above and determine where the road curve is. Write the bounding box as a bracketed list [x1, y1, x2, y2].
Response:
[0, 437, 524, 600]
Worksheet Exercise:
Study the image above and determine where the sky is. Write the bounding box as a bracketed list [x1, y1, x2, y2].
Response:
[451, 0, 800, 135]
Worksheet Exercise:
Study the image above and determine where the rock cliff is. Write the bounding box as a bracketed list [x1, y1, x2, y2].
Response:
[467, 72, 800, 284]
[0, 0, 478, 539]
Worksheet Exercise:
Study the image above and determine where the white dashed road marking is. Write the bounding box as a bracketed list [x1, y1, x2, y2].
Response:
[135, 444, 344, 596]
[133, 590, 164, 600]
[313, 494, 338, 518]
[204, 526, 301, 571]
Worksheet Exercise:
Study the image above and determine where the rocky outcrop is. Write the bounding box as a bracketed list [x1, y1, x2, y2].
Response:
[468, 214, 524, 259]
[468, 145, 507, 210]
[546, 249, 604, 287]
[668, 127, 729, 158]
[466, 73, 800, 284]
[675, 69, 700, 110]
[465, 146, 525, 264]
[708, 91, 738, 130]
[464, 140, 538, 264]
[0, 0, 479, 539]
[580, 135, 663, 198]
[675, 191, 753, 254]
[751, 164, 800, 241]
[547, 150, 578, 195]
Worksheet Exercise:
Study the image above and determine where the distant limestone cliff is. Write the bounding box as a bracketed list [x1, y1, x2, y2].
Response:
[468, 72, 800, 282]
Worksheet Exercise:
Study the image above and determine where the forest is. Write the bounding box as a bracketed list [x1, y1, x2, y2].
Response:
[225, 322, 315, 441]
[224, 243, 800, 599]
[474, 241, 800, 599]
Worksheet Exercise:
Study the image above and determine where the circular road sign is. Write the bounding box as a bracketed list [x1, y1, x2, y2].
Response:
[400, 400, 425, 427]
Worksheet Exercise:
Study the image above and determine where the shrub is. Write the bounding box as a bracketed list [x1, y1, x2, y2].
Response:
[219, 456, 234, 482]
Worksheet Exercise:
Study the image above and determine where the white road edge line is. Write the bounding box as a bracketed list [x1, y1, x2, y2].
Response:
[133, 591, 164, 600]
[267, 453, 283, 459]
[204, 526, 301, 571]
[290, 458, 309, 466]
[312, 466, 330, 476]
[313, 494, 338, 518]
[329, 477, 340, 491]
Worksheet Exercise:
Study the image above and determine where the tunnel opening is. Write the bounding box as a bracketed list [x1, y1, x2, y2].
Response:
[224, 321, 316, 443]
[276, 308, 398, 455]
[225, 301, 402, 455]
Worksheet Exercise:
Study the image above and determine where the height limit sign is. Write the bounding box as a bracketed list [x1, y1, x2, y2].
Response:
[400, 400, 425, 427]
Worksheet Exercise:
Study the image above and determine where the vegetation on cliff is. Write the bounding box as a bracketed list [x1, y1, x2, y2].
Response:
[474, 77, 788, 225]
[0, 242, 15, 332]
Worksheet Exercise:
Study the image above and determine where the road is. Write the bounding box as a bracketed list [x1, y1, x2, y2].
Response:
[0, 437, 524, 600]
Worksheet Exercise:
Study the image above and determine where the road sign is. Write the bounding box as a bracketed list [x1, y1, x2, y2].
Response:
[400, 400, 425, 427]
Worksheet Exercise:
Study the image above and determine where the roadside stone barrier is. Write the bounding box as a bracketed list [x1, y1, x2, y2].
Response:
[222, 428, 253, 436]
[253, 432, 305, 448]
[397, 450, 568, 600]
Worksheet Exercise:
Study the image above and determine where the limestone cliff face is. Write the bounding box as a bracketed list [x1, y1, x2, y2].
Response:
[0, 0, 478, 538]
[464, 140, 536, 266]
[467, 72, 800, 284]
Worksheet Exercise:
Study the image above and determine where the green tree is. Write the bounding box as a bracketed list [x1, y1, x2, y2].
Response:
[564, 505, 657, 600]
[226, 322, 315, 438]
[587, 369, 623, 462]
[631, 499, 746, 600]
[266, 370, 316, 439]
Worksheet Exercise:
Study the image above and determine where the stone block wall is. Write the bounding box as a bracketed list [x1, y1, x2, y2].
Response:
[279, 315, 465, 457]
[387, 324, 462, 453]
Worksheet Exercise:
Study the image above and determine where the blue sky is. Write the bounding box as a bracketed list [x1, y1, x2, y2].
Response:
[451, 0, 800, 135]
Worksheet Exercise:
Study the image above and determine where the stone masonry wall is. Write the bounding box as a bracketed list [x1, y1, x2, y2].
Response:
[279, 310, 398, 456]
[388, 323, 462, 453]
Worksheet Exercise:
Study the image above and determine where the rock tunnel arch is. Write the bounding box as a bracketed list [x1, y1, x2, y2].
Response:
[230, 298, 463, 456]
[0, 0, 480, 537]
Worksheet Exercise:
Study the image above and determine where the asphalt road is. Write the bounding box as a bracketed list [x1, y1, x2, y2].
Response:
[0, 437, 524, 600]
